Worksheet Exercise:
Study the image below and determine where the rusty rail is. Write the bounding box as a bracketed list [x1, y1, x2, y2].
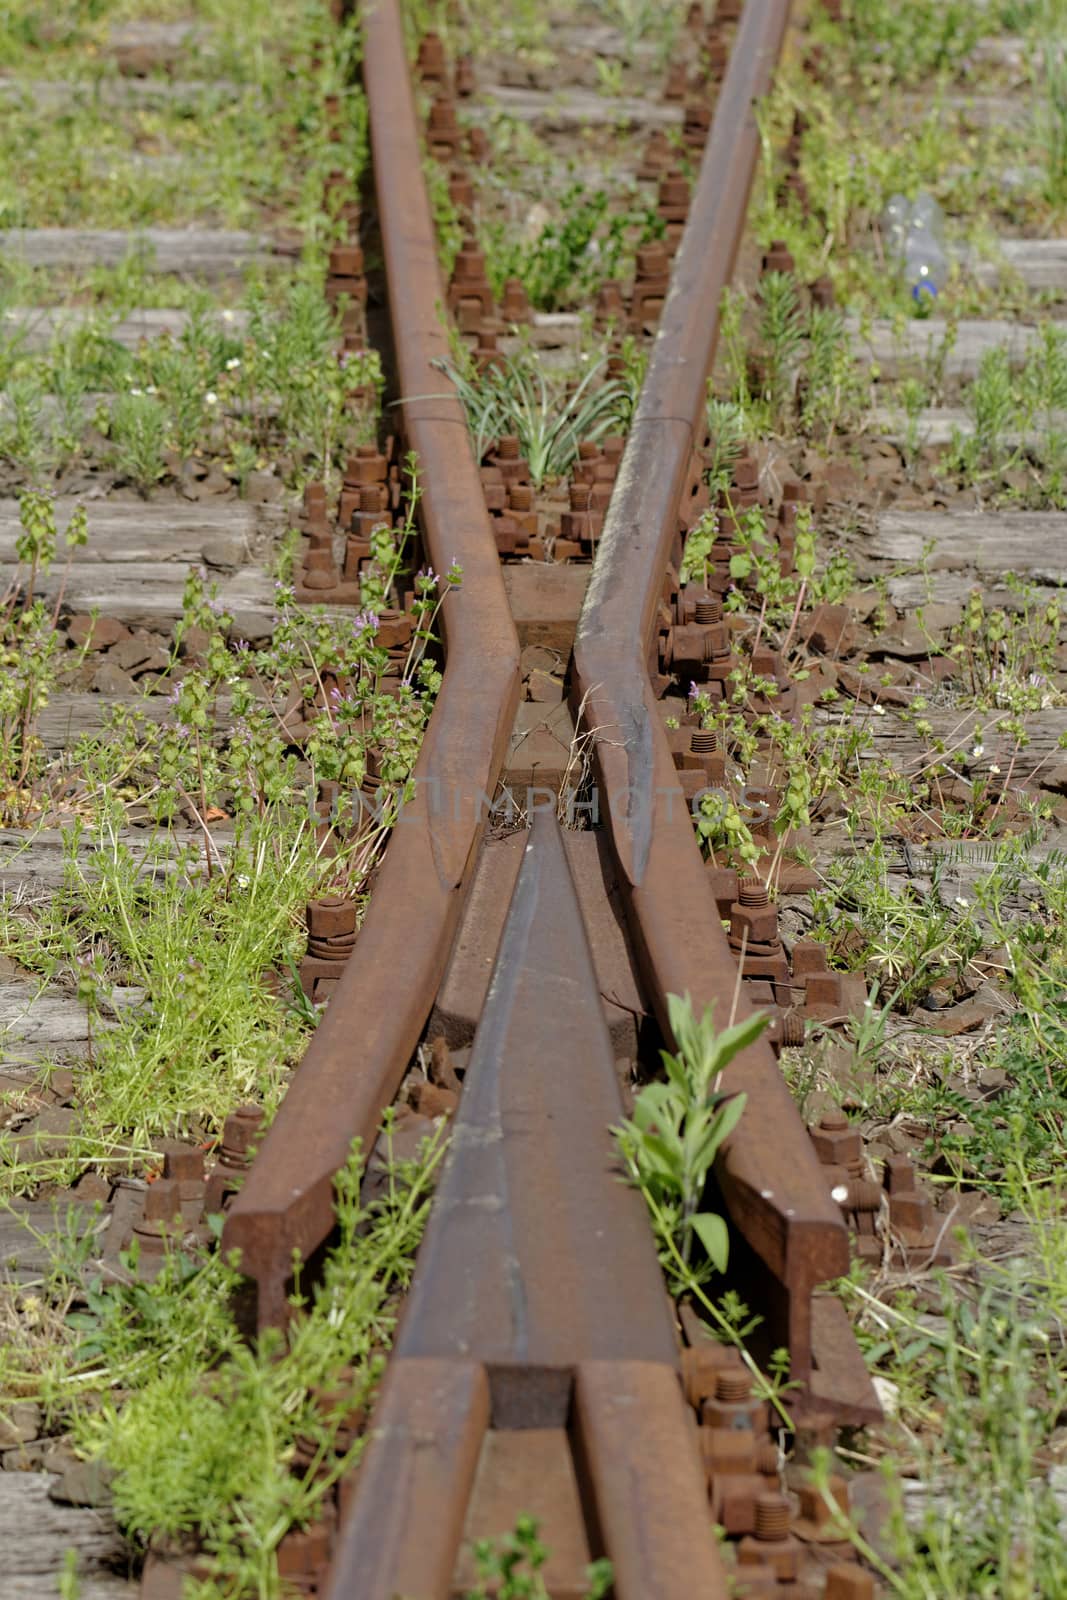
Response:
[570, 0, 852, 1405]
[325, 809, 731, 1599]
[222, 0, 881, 1588]
[222, 0, 521, 1327]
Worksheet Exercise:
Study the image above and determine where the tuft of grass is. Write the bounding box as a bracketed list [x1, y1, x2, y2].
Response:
[433, 350, 632, 486]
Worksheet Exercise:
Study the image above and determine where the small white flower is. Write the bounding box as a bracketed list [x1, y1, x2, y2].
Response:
[955, 896, 969, 908]
[971, 744, 985, 759]
[221, 309, 236, 322]
[205, 391, 218, 406]
[236, 873, 250, 889]
[989, 763, 1001, 775]
[225, 357, 241, 371]
[873, 703, 886, 716]
[130, 386, 142, 396]
[145, 385, 157, 395]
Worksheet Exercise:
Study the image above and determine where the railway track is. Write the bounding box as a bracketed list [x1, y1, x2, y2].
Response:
[4, 1, 1065, 1597]
[222, 2, 879, 1595]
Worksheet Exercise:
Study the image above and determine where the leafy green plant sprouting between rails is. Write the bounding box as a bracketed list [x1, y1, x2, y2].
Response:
[433, 349, 635, 487]
[479, 180, 664, 314]
[614, 993, 764, 1287]
[462, 1515, 612, 1600]
[614, 995, 798, 1418]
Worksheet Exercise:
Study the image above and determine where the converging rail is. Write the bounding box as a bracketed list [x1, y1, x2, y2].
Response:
[222, 0, 520, 1329]
[222, 0, 881, 1591]
[571, 0, 854, 1408]
[328, 810, 729, 1599]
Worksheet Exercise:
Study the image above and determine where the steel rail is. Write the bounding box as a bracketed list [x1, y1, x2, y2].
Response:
[222, 0, 521, 1327]
[571, 0, 851, 1395]
[325, 810, 732, 1600]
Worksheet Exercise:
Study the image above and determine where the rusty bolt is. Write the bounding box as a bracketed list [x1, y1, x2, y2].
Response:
[415, 32, 447, 82]
[791, 940, 828, 977]
[883, 1154, 916, 1194]
[500, 276, 530, 321]
[809, 1111, 861, 1166]
[805, 970, 844, 1009]
[659, 170, 691, 212]
[639, 128, 672, 177]
[754, 1495, 791, 1541]
[636, 241, 670, 280]
[845, 1180, 882, 1213]
[141, 1179, 182, 1227]
[762, 239, 795, 276]
[694, 594, 722, 624]
[703, 1369, 768, 1434]
[663, 61, 688, 100]
[348, 444, 387, 485]
[427, 94, 459, 138]
[682, 1344, 728, 1409]
[702, 1424, 757, 1475]
[730, 898, 780, 949]
[778, 1009, 806, 1047]
[306, 897, 358, 941]
[797, 1474, 850, 1531]
[890, 1190, 934, 1233]
[219, 1104, 263, 1165]
[160, 1143, 204, 1186]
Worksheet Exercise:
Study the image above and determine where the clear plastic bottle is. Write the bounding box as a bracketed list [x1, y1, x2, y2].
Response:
[880, 193, 948, 307]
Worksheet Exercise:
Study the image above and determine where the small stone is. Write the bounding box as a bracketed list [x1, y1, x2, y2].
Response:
[177, 623, 212, 660]
[10, 1105, 78, 1160]
[914, 601, 963, 638]
[90, 662, 135, 695]
[228, 610, 274, 647]
[243, 470, 284, 503]
[1, 1437, 61, 1471]
[804, 603, 856, 657]
[48, 1456, 113, 1507]
[66, 614, 130, 651]
[867, 619, 937, 660]
[927, 998, 998, 1036]
[410, 1081, 459, 1119]
[201, 536, 245, 571]
[108, 637, 157, 673]
[522, 645, 564, 676]
[0, 1401, 41, 1449]
[840, 589, 881, 623]
[43, 1067, 76, 1104]
[199, 466, 233, 497]
[527, 668, 564, 703]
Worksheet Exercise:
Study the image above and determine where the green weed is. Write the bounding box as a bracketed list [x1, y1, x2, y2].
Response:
[615, 994, 763, 1288]
[463, 1515, 612, 1600]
